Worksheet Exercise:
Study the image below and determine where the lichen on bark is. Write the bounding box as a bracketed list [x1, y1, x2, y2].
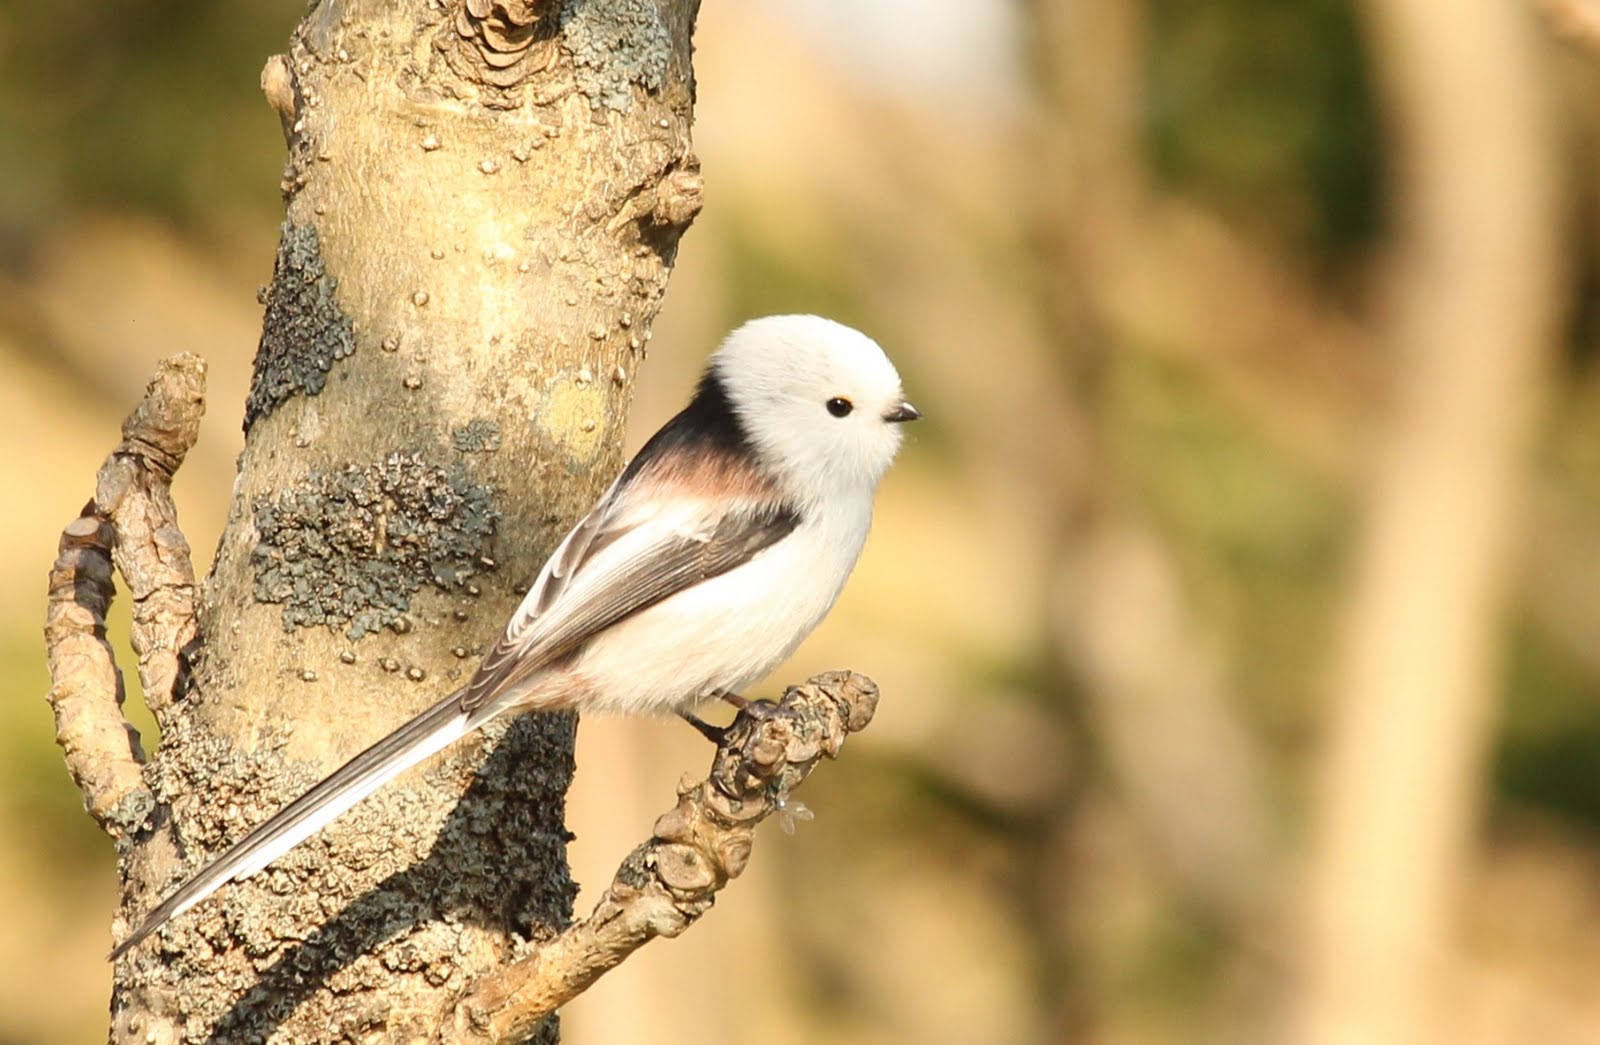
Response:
[560, 0, 673, 111]
[245, 222, 356, 432]
[251, 452, 500, 639]
[452, 418, 504, 454]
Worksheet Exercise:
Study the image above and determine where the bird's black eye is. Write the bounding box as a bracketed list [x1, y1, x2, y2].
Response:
[826, 397, 854, 418]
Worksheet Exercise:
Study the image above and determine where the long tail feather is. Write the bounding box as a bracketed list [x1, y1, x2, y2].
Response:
[111, 688, 488, 960]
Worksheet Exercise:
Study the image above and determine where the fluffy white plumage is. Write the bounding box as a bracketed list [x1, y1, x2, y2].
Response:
[570, 315, 912, 712]
[715, 314, 912, 503]
[111, 313, 916, 959]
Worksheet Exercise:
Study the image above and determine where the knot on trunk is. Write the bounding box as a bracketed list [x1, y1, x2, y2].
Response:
[448, 0, 558, 89]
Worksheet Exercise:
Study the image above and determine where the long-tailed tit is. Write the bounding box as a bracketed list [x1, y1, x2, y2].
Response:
[111, 313, 918, 959]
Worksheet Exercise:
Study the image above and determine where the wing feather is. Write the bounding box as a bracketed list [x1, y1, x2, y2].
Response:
[458, 498, 799, 713]
[464, 474, 628, 704]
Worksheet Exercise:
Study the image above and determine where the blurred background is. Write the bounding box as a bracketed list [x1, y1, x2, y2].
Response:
[5, 1, 1600, 1042]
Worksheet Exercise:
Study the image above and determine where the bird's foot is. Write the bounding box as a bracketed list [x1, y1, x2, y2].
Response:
[717, 690, 781, 720]
[681, 694, 782, 744]
[677, 710, 728, 745]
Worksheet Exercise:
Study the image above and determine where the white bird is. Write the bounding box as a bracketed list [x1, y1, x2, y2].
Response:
[111, 314, 918, 959]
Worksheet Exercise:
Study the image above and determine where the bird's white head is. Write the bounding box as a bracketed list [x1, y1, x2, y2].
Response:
[713, 315, 917, 502]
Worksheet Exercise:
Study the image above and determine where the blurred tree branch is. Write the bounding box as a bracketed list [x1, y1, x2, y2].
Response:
[1532, 0, 1600, 55]
[1034, 0, 1278, 929]
[1293, 0, 1562, 1041]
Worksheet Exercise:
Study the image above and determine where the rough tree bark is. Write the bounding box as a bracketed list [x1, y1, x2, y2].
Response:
[57, 1, 716, 1040]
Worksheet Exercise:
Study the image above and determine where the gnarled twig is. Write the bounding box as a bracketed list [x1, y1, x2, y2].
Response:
[44, 353, 207, 837]
[451, 670, 880, 1041]
[98, 353, 205, 716]
[45, 513, 148, 836]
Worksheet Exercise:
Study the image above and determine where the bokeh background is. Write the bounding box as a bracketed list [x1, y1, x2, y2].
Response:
[5, 1, 1600, 1042]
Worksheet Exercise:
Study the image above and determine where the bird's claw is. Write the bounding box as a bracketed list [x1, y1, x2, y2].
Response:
[677, 710, 728, 745]
[737, 698, 781, 722]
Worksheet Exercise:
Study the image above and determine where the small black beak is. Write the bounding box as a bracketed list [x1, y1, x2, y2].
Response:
[884, 400, 920, 424]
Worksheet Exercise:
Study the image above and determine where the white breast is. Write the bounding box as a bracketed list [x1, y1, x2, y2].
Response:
[569, 500, 873, 714]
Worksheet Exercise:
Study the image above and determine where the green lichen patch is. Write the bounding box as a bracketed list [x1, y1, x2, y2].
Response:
[537, 376, 607, 471]
[251, 453, 498, 638]
[560, 0, 670, 111]
[245, 222, 356, 432]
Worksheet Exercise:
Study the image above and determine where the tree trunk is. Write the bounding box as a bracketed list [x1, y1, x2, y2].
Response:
[110, 1, 702, 1040]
